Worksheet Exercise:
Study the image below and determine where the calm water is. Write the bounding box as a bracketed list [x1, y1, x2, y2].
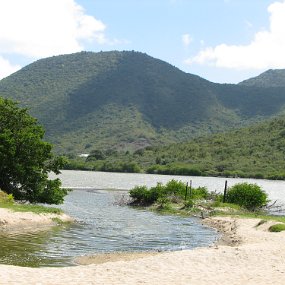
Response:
[57, 170, 285, 204]
[0, 171, 225, 268]
[2, 170, 285, 267]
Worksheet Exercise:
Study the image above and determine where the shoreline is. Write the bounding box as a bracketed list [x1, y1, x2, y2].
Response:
[0, 215, 285, 284]
[61, 167, 285, 183]
[0, 208, 73, 231]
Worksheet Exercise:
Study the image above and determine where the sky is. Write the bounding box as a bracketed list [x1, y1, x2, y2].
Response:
[1, 0, 285, 83]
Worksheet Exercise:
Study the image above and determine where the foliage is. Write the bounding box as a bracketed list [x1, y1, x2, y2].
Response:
[268, 224, 285, 232]
[86, 149, 106, 161]
[157, 197, 171, 210]
[0, 190, 62, 214]
[0, 98, 69, 204]
[129, 186, 159, 205]
[183, 199, 194, 209]
[129, 180, 210, 206]
[0, 202, 63, 214]
[2, 51, 285, 154]
[239, 69, 285, 88]
[64, 114, 285, 180]
[191, 187, 209, 199]
[226, 183, 268, 211]
[0, 190, 14, 204]
[163, 180, 186, 197]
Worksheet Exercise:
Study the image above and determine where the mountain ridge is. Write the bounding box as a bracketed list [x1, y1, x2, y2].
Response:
[1, 50, 285, 153]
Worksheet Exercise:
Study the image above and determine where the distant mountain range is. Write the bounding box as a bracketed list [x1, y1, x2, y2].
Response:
[0, 51, 285, 154]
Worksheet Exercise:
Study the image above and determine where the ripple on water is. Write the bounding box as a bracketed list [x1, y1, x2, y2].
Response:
[0, 189, 218, 267]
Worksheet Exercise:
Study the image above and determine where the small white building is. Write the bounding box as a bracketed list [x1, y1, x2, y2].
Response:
[78, 154, 89, 158]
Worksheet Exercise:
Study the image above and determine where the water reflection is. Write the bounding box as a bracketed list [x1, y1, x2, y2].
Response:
[0, 225, 74, 267]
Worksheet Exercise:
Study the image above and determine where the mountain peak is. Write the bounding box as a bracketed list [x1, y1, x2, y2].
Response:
[239, 69, 285, 87]
[1, 51, 285, 153]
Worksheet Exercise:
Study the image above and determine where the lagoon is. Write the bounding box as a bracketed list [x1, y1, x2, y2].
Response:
[57, 170, 285, 204]
[1, 170, 285, 267]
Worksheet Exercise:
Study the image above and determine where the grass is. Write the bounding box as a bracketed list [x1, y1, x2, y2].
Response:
[268, 224, 285, 232]
[0, 190, 63, 215]
[51, 217, 65, 225]
[211, 210, 285, 224]
[141, 197, 285, 225]
[0, 202, 63, 214]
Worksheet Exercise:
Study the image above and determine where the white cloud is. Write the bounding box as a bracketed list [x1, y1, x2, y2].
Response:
[0, 0, 108, 58]
[186, 0, 285, 70]
[0, 56, 21, 80]
[182, 34, 192, 47]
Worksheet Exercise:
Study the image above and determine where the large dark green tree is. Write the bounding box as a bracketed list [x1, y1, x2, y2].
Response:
[0, 97, 68, 204]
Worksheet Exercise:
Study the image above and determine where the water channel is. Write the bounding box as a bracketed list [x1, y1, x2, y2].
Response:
[1, 170, 285, 267]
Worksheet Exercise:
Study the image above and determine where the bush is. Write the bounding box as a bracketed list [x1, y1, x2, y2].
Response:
[191, 186, 209, 199]
[0, 190, 14, 204]
[129, 185, 159, 205]
[226, 183, 268, 211]
[157, 197, 171, 210]
[164, 179, 185, 197]
[129, 180, 212, 206]
[183, 199, 194, 209]
[268, 224, 285, 232]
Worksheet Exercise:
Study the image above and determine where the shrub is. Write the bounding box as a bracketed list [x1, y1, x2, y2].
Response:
[183, 199, 194, 209]
[129, 180, 213, 208]
[129, 186, 148, 204]
[120, 162, 141, 173]
[0, 190, 14, 204]
[129, 185, 159, 205]
[164, 180, 185, 197]
[157, 197, 171, 210]
[226, 183, 268, 211]
[86, 150, 106, 161]
[268, 224, 285, 232]
[191, 186, 209, 199]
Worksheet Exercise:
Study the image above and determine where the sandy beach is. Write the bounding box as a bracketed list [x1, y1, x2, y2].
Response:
[0, 208, 73, 231]
[1, 212, 285, 284]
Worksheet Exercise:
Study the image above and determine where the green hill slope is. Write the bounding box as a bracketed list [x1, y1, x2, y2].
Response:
[239, 69, 285, 87]
[74, 115, 285, 179]
[1, 51, 285, 154]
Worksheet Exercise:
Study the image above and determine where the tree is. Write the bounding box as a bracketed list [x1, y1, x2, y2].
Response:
[0, 98, 69, 204]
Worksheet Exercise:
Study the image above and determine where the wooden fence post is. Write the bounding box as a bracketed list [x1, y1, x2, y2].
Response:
[185, 182, 188, 201]
[223, 180, 228, 203]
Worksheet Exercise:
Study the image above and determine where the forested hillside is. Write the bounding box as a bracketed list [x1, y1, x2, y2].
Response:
[68, 115, 285, 180]
[239, 69, 285, 87]
[1, 51, 285, 154]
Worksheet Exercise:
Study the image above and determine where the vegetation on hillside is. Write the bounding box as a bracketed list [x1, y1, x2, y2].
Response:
[0, 98, 68, 204]
[239, 69, 285, 87]
[1, 51, 285, 154]
[65, 115, 285, 180]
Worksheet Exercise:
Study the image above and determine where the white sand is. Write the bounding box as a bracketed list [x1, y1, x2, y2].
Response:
[1, 215, 285, 285]
[0, 208, 73, 231]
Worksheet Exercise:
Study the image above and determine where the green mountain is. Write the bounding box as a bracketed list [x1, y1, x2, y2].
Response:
[239, 69, 285, 87]
[74, 115, 285, 180]
[1, 51, 285, 154]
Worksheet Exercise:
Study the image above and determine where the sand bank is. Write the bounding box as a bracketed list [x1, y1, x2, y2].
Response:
[0, 208, 73, 231]
[1, 216, 285, 284]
